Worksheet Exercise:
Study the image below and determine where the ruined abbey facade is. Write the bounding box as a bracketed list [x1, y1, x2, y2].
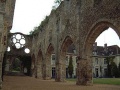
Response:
[0, 0, 120, 89]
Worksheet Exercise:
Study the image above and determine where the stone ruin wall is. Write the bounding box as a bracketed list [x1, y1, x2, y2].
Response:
[0, 0, 16, 89]
[30, 0, 120, 85]
[0, 0, 120, 88]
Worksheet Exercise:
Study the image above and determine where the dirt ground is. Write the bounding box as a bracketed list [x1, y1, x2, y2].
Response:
[2, 76, 120, 90]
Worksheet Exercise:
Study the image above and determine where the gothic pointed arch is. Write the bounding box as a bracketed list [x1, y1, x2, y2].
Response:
[84, 21, 120, 57]
[61, 36, 74, 52]
[45, 43, 54, 79]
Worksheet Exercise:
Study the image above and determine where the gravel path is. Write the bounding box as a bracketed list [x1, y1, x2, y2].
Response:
[2, 76, 120, 90]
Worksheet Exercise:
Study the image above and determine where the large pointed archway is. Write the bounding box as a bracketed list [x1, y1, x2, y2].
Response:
[56, 36, 76, 82]
[76, 21, 120, 85]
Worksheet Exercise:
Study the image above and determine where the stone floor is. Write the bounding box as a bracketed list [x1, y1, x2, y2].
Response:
[2, 76, 120, 90]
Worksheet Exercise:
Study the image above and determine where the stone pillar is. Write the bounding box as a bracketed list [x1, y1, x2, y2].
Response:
[42, 56, 46, 80]
[5, 59, 10, 73]
[31, 65, 36, 77]
[76, 59, 93, 85]
[36, 64, 42, 79]
[55, 51, 66, 82]
[0, 60, 2, 89]
[0, 3, 5, 89]
[45, 55, 52, 80]
[36, 54, 42, 79]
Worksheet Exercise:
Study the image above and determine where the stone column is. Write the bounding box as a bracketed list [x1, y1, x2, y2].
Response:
[36, 64, 42, 79]
[42, 56, 46, 80]
[0, 60, 2, 89]
[76, 58, 93, 85]
[0, 3, 5, 89]
[45, 54, 52, 80]
[36, 54, 42, 79]
[55, 51, 66, 82]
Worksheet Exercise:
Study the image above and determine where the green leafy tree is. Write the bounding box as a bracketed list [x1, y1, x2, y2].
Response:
[111, 62, 119, 77]
[118, 62, 120, 77]
[12, 58, 21, 71]
[106, 56, 115, 77]
[68, 56, 73, 78]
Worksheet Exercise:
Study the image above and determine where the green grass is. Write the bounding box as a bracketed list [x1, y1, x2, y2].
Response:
[67, 78, 120, 85]
[93, 78, 120, 85]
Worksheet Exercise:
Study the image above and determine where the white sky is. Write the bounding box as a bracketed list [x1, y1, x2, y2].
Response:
[11, 0, 55, 34]
[96, 27, 120, 47]
[10, 0, 120, 47]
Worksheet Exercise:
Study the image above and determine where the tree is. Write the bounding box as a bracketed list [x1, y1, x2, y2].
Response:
[12, 58, 21, 71]
[111, 62, 119, 77]
[52, 0, 63, 9]
[68, 56, 73, 78]
[106, 56, 115, 77]
[118, 62, 120, 77]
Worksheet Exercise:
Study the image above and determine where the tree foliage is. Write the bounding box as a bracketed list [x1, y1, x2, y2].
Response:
[29, 16, 49, 35]
[12, 58, 21, 71]
[106, 56, 120, 77]
[118, 62, 120, 77]
[106, 56, 114, 77]
[68, 56, 73, 78]
[52, 0, 63, 9]
[111, 62, 119, 77]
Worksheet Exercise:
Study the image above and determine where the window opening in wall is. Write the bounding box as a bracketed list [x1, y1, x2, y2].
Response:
[24, 48, 30, 54]
[104, 58, 107, 64]
[95, 58, 98, 64]
[11, 34, 26, 49]
[52, 54, 55, 60]
[7, 47, 10, 52]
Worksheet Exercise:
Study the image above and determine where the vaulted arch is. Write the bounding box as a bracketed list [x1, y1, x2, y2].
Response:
[77, 21, 120, 85]
[61, 36, 73, 52]
[84, 21, 120, 57]
[55, 36, 77, 82]
[45, 43, 54, 79]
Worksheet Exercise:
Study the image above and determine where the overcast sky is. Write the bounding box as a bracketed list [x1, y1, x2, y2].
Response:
[11, 0, 54, 34]
[10, 0, 120, 47]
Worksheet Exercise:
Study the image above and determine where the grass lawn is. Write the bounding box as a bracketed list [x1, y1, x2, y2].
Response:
[93, 78, 120, 85]
[67, 78, 120, 85]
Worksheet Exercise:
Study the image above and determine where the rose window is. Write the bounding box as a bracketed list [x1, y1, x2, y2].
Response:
[11, 34, 26, 49]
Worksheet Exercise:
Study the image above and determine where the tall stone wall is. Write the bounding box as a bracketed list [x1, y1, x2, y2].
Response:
[0, 0, 16, 89]
[30, 0, 120, 85]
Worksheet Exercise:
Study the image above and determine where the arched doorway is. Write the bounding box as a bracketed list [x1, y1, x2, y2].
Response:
[45, 44, 54, 79]
[56, 36, 76, 81]
[77, 21, 120, 85]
